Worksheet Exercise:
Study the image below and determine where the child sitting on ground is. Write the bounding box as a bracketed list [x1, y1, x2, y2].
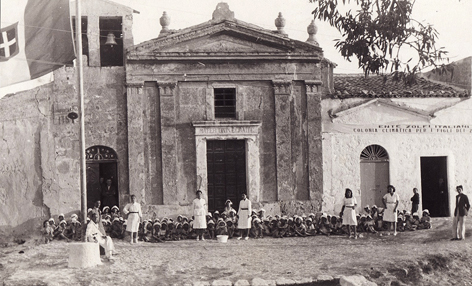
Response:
[365, 215, 377, 233]
[43, 219, 54, 244]
[216, 218, 228, 237]
[419, 209, 432, 229]
[305, 217, 317, 236]
[151, 219, 164, 243]
[318, 213, 331, 236]
[54, 219, 70, 241]
[226, 218, 235, 239]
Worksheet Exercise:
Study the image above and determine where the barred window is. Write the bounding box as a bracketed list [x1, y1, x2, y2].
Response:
[214, 88, 236, 119]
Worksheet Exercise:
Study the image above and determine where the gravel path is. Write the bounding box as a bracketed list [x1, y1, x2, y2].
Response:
[1, 217, 471, 285]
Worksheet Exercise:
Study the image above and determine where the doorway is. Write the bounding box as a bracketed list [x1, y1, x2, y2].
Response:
[360, 145, 390, 208]
[86, 146, 119, 209]
[207, 140, 246, 213]
[420, 156, 448, 217]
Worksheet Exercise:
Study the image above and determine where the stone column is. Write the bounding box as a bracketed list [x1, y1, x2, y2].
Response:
[126, 83, 145, 201]
[305, 80, 323, 204]
[272, 80, 292, 201]
[158, 82, 178, 205]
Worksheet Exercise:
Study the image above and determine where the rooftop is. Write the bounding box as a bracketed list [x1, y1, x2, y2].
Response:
[329, 74, 470, 99]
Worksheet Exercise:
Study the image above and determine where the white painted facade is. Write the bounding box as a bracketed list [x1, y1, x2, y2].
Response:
[321, 97, 472, 216]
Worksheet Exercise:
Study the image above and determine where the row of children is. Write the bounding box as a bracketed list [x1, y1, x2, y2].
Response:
[42, 204, 432, 244]
[42, 205, 123, 243]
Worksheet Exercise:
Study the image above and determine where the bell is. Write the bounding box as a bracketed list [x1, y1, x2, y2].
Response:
[105, 32, 117, 46]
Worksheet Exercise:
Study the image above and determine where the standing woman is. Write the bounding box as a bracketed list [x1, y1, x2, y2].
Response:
[237, 193, 251, 240]
[192, 190, 207, 241]
[123, 195, 142, 244]
[340, 188, 358, 239]
[382, 185, 399, 236]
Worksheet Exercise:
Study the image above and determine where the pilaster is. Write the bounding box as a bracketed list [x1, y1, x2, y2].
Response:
[126, 82, 145, 202]
[273, 80, 293, 201]
[158, 82, 179, 205]
[305, 80, 323, 204]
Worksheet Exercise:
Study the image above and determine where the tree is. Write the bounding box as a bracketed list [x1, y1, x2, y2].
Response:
[311, 0, 448, 82]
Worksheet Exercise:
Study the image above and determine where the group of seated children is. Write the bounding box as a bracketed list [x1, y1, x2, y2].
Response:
[42, 204, 432, 243]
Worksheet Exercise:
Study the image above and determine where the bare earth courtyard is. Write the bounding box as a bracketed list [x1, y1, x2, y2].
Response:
[1, 218, 472, 286]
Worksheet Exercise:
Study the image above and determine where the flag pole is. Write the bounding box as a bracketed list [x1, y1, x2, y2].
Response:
[75, 0, 87, 237]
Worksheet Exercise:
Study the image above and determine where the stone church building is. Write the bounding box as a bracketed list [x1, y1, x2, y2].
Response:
[1, 1, 470, 235]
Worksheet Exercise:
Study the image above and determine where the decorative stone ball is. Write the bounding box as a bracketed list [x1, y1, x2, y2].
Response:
[160, 11, 170, 30]
[275, 12, 285, 30]
[307, 20, 317, 35]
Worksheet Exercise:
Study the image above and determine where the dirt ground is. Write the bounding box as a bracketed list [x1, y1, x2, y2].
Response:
[1, 217, 472, 286]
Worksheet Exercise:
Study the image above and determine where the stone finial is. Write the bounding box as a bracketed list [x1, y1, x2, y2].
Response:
[306, 20, 319, 45]
[274, 12, 286, 35]
[159, 11, 170, 37]
[212, 2, 235, 21]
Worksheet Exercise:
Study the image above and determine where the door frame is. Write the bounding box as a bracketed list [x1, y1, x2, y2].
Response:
[193, 121, 261, 203]
[206, 139, 247, 212]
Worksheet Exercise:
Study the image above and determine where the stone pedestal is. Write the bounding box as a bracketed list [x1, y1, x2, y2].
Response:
[68, 242, 101, 268]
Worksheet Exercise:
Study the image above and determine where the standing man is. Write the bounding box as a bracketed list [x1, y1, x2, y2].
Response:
[410, 188, 420, 214]
[237, 193, 251, 240]
[102, 178, 117, 208]
[452, 185, 470, 240]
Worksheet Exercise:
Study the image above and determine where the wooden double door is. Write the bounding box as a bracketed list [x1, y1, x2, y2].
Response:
[207, 140, 247, 213]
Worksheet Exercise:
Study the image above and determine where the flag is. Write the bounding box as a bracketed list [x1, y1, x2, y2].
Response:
[0, 0, 75, 88]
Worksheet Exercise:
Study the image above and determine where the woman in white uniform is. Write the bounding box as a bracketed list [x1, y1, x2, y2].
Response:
[123, 195, 142, 244]
[237, 193, 251, 240]
[192, 190, 207, 241]
[340, 188, 358, 239]
[382, 185, 399, 236]
[86, 212, 115, 261]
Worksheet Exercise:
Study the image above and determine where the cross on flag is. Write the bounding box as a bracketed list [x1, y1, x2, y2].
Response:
[0, 0, 75, 88]
[0, 23, 19, 61]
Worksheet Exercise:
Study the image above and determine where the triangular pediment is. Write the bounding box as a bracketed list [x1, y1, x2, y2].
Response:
[128, 20, 322, 61]
[331, 99, 432, 124]
[157, 33, 282, 53]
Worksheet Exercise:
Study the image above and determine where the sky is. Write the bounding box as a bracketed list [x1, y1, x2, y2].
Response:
[114, 0, 472, 74]
[1, 0, 471, 96]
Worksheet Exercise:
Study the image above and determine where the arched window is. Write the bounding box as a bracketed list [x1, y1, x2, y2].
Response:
[360, 144, 389, 162]
[86, 145, 118, 161]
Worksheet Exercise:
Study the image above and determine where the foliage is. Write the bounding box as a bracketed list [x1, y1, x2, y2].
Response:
[310, 0, 448, 82]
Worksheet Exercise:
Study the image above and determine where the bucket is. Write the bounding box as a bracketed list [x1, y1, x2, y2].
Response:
[216, 235, 228, 243]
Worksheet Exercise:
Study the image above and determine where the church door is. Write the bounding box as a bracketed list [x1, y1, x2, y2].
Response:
[207, 140, 246, 213]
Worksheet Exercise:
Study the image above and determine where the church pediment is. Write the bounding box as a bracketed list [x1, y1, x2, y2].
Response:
[331, 99, 432, 124]
[128, 20, 322, 61]
[157, 33, 282, 54]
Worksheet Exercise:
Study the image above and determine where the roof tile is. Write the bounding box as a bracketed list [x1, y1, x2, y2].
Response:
[330, 74, 469, 98]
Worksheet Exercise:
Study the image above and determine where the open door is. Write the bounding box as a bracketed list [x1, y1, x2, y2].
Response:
[86, 146, 119, 209]
[421, 156, 448, 217]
